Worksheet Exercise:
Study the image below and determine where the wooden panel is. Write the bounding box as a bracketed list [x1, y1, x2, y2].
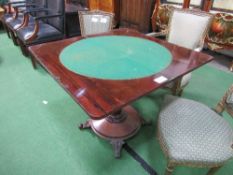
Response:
[88, 0, 99, 10]
[88, 0, 120, 25]
[119, 0, 155, 33]
[99, 0, 114, 12]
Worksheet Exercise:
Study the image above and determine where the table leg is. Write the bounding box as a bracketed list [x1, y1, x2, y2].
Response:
[79, 105, 146, 158]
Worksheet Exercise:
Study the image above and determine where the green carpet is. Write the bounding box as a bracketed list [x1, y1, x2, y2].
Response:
[0, 31, 233, 175]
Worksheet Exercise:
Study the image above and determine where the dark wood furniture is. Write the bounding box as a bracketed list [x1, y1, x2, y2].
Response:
[28, 28, 213, 158]
[119, 0, 155, 33]
[0, 6, 4, 18]
[65, 3, 88, 37]
[88, 0, 120, 26]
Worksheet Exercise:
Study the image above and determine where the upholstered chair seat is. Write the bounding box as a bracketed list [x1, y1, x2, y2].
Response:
[8, 15, 42, 30]
[6, 10, 42, 30]
[158, 85, 233, 175]
[159, 95, 233, 167]
[17, 22, 62, 44]
[1, 0, 31, 24]
[6, 15, 24, 29]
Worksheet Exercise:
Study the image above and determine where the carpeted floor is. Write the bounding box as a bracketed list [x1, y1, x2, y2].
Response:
[0, 31, 233, 175]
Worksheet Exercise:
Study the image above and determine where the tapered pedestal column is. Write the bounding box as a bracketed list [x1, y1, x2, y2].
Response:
[79, 105, 145, 158]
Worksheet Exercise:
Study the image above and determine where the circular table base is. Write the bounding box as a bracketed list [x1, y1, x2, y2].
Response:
[79, 105, 143, 158]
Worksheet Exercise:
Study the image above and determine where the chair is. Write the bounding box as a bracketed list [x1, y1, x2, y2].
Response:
[78, 10, 114, 37]
[150, 3, 178, 36]
[147, 9, 213, 95]
[1, 0, 28, 23]
[215, 85, 233, 117]
[5, 0, 46, 45]
[0, 0, 29, 38]
[158, 85, 233, 175]
[0, 6, 4, 18]
[16, 0, 65, 58]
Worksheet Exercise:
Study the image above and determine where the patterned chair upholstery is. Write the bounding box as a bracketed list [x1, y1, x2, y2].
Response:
[206, 12, 233, 72]
[78, 10, 114, 37]
[158, 85, 233, 175]
[148, 9, 213, 96]
[207, 13, 233, 50]
[151, 4, 177, 34]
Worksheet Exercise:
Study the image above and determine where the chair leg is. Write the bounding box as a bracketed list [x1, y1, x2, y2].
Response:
[2, 23, 11, 38]
[171, 77, 183, 96]
[165, 162, 175, 175]
[230, 61, 233, 72]
[206, 166, 222, 175]
[9, 30, 18, 46]
[18, 39, 29, 57]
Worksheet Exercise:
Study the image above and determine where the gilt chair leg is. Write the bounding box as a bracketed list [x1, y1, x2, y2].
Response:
[206, 166, 222, 175]
[9, 30, 18, 46]
[172, 77, 183, 96]
[230, 61, 233, 72]
[165, 163, 175, 175]
[3, 23, 11, 38]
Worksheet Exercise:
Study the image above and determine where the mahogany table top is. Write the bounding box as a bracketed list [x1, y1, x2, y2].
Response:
[28, 28, 214, 120]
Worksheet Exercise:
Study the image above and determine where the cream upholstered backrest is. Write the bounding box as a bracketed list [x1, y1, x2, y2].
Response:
[78, 10, 114, 37]
[167, 9, 213, 50]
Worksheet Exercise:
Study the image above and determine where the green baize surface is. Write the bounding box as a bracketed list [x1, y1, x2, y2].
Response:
[60, 36, 172, 80]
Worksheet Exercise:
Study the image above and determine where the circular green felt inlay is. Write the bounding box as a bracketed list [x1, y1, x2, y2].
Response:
[59, 36, 172, 80]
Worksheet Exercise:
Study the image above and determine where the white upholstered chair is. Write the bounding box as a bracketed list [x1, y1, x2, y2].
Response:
[148, 9, 213, 95]
[78, 10, 114, 37]
[158, 85, 233, 175]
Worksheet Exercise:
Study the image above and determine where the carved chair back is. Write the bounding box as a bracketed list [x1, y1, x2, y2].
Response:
[167, 9, 213, 50]
[78, 10, 114, 37]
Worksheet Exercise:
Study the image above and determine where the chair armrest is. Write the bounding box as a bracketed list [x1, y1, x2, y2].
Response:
[12, 6, 46, 20]
[146, 30, 168, 37]
[5, 0, 32, 13]
[25, 13, 63, 42]
[24, 7, 49, 14]
[7, 1, 32, 5]
[34, 13, 63, 20]
[12, 3, 38, 9]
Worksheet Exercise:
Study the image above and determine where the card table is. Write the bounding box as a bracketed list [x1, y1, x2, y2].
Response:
[29, 28, 213, 158]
